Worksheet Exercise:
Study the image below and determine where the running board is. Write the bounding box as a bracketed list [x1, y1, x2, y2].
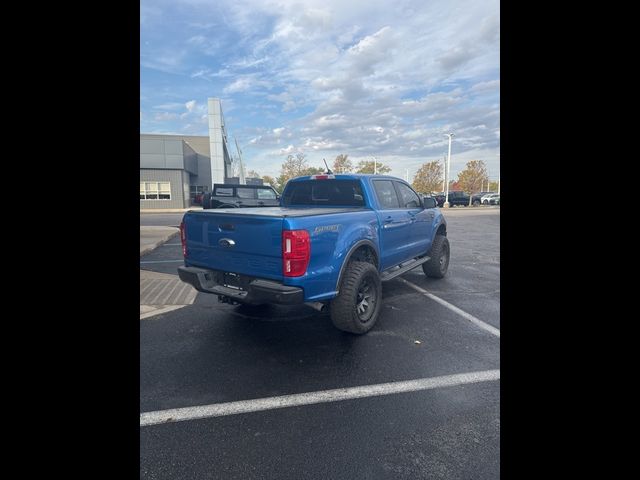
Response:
[380, 256, 430, 282]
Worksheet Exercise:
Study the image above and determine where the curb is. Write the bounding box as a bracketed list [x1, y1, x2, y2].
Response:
[140, 229, 179, 257]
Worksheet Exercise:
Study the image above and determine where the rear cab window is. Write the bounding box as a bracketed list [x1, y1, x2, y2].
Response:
[282, 179, 366, 207]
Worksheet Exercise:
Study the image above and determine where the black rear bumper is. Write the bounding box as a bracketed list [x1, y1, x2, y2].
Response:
[177, 266, 304, 305]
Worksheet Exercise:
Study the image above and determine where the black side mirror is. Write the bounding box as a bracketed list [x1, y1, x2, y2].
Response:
[423, 196, 437, 209]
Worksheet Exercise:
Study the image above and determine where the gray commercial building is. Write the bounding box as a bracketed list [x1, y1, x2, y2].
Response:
[140, 98, 235, 209]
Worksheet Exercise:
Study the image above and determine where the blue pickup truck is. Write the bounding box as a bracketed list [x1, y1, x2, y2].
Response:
[178, 174, 449, 334]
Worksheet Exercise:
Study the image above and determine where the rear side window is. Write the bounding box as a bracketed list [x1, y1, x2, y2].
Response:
[257, 188, 277, 200]
[215, 187, 233, 196]
[236, 188, 255, 199]
[373, 180, 400, 209]
[395, 182, 421, 209]
[282, 180, 365, 206]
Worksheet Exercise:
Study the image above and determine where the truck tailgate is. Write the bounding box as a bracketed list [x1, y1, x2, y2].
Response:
[183, 210, 284, 280]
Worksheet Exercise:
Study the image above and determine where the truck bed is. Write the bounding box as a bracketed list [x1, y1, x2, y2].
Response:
[188, 206, 369, 217]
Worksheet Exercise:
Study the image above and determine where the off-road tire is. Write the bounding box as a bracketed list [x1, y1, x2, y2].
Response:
[422, 234, 450, 278]
[330, 261, 382, 334]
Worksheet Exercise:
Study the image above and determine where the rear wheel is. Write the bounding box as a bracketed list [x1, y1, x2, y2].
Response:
[422, 235, 450, 278]
[330, 261, 382, 334]
[473, 200, 480, 206]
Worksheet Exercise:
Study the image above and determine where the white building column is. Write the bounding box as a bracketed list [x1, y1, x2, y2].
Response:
[208, 98, 226, 185]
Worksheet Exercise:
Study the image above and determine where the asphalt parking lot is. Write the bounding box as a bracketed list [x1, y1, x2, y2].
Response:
[140, 207, 500, 479]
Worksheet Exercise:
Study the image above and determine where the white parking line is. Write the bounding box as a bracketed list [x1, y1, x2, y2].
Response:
[398, 278, 500, 338]
[140, 260, 184, 264]
[140, 369, 500, 427]
[140, 305, 187, 319]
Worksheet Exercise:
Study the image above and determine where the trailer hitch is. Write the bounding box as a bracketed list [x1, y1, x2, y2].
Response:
[218, 295, 240, 306]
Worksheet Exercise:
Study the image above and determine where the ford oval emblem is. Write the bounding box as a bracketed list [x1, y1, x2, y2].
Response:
[219, 238, 235, 247]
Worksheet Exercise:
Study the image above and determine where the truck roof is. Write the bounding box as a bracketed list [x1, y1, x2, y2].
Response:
[289, 174, 405, 182]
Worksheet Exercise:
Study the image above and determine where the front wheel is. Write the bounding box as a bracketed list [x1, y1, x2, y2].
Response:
[330, 261, 382, 334]
[422, 235, 450, 278]
[473, 200, 480, 206]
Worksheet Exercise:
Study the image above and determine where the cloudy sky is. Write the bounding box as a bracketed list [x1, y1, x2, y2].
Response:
[140, 0, 500, 181]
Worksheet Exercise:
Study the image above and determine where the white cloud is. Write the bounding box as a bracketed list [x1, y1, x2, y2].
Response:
[141, 0, 500, 179]
[154, 112, 179, 121]
[153, 102, 184, 111]
[279, 145, 297, 155]
[185, 100, 197, 111]
[223, 76, 253, 94]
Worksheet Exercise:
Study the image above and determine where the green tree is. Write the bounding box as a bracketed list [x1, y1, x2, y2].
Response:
[456, 160, 488, 206]
[261, 175, 279, 192]
[276, 153, 328, 192]
[412, 161, 443, 194]
[280, 153, 308, 180]
[302, 166, 325, 175]
[275, 174, 289, 193]
[355, 160, 391, 174]
[332, 154, 353, 173]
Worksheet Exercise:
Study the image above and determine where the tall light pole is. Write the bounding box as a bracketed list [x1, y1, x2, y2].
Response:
[497, 153, 500, 195]
[443, 133, 454, 208]
[370, 156, 378, 174]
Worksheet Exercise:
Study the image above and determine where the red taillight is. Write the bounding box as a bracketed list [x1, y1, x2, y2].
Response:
[282, 230, 310, 277]
[179, 221, 187, 257]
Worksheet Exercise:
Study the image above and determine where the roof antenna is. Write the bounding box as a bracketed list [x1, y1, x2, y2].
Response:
[323, 158, 333, 174]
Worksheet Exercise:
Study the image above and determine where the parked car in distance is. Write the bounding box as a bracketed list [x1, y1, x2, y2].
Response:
[433, 192, 445, 207]
[488, 194, 500, 205]
[481, 193, 499, 205]
[471, 191, 495, 206]
[446, 190, 471, 207]
[202, 183, 280, 209]
[432, 191, 471, 207]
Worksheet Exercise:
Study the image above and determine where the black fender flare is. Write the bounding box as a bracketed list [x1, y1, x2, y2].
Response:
[334, 239, 380, 292]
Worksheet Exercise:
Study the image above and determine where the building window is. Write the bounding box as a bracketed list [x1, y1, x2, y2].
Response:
[140, 182, 171, 200]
